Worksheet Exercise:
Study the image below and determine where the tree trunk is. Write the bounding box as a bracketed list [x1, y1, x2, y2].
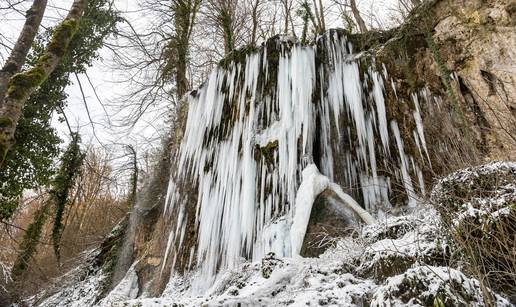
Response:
[250, 0, 260, 46]
[282, 0, 290, 34]
[0, 0, 88, 165]
[169, 0, 200, 100]
[318, 0, 326, 32]
[0, 0, 48, 106]
[349, 0, 367, 33]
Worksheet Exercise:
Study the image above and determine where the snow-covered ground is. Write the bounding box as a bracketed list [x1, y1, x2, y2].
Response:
[34, 162, 515, 306]
[100, 206, 510, 306]
[36, 205, 511, 307]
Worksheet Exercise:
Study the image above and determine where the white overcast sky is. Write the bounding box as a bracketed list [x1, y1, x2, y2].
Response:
[0, 0, 402, 153]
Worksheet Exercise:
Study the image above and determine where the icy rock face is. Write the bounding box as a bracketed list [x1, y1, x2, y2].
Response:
[99, 265, 139, 305]
[162, 30, 432, 289]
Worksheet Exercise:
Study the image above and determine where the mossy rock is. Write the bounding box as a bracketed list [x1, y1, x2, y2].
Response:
[95, 216, 129, 299]
[431, 162, 516, 301]
[261, 252, 283, 279]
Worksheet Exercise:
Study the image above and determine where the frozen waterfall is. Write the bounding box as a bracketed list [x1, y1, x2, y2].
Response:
[162, 31, 433, 291]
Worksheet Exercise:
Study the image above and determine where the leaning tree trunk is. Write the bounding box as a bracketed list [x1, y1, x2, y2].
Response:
[349, 0, 367, 33]
[0, 0, 88, 165]
[0, 0, 48, 106]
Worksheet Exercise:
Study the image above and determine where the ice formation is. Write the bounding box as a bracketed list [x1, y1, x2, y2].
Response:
[162, 31, 433, 289]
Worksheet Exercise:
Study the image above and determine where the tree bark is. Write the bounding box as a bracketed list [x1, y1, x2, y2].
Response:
[0, 0, 48, 106]
[318, 0, 326, 32]
[349, 0, 368, 33]
[174, 1, 196, 99]
[0, 0, 88, 165]
[250, 0, 261, 46]
[281, 0, 290, 34]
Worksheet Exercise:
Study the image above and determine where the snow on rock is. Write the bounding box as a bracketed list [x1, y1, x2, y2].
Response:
[371, 266, 512, 307]
[431, 161, 516, 230]
[34, 251, 107, 307]
[98, 264, 139, 306]
[358, 207, 450, 279]
[96, 204, 510, 306]
[431, 161, 516, 302]
[431, 161, 516, 206]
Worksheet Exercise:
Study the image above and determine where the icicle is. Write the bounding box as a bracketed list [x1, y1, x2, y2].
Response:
[371, 70, 389, 153]
[162, 33, 432, 290]
[290, 164, 330, 256]
[412, 93, 431, 166]
[391, 121, 417, 207]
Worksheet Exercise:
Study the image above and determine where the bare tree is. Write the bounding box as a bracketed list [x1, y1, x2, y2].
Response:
[279, 0, 295, 35]
[248, 0, 264, 46]
[311, 0, 326, 33]
[333, 0, 368, 33]
[204, 0, 243, 55]
[0, 0, 48, 105]
[349, 0, 367, 33]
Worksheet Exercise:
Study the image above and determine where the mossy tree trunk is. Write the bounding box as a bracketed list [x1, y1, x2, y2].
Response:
[174, 0, 201, 99]
[161, 0, 201, 100]
[0, 0, 48, 106]
[0, 0, 88, 165]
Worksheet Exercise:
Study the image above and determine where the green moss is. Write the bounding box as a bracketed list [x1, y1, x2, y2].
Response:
[6, 67, 46, 100]
[254, 140, 278, 165]
[0, 117, 13, 129]
[0, 135, 9, 164]
[219, 45, 260, 69]
[96, 217, 128, 300]
[11, 202, 50, 279]
[47, 18, 80, 57]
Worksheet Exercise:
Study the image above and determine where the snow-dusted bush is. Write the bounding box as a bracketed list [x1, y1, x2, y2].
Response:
[358, 208, 450, 280]
[431, 161, 516, 302]
[371, 266, 511, 307]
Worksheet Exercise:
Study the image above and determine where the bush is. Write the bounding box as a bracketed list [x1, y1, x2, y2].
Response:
[431, 161, 516, 304]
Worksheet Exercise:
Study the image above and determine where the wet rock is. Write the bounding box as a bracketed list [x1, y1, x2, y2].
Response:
[261, 252, 284, 279]
[301, 188, 362, 257]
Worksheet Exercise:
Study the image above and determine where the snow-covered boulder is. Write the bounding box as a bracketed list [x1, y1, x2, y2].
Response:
[371, 266, 511, 307]
[358, 208, 450, 280]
